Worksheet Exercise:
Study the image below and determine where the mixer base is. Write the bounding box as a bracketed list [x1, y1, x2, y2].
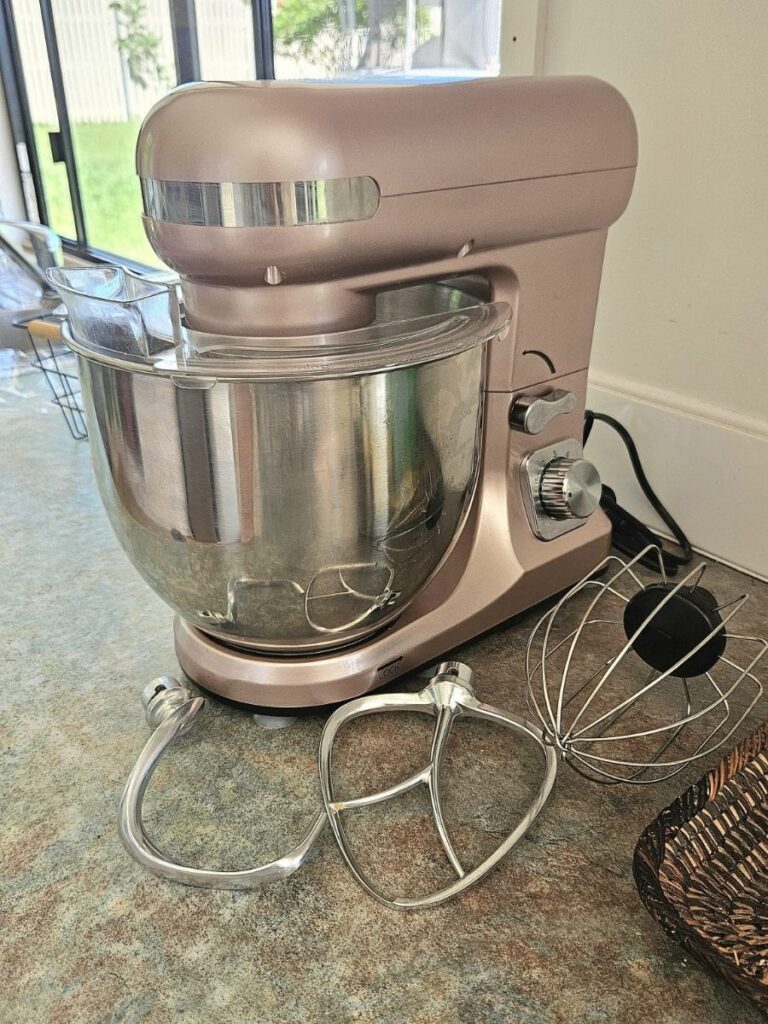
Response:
[175, 615, 415, 710]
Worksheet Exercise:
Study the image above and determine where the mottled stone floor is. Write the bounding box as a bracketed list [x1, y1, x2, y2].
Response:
[2, 378, 767, 1023]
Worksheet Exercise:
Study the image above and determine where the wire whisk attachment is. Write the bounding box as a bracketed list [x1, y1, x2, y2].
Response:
[526, 546, 766, 784]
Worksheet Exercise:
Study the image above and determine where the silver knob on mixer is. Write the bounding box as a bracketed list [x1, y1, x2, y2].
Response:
[509, 389, 576, 434]
[539, 457, 601, 520]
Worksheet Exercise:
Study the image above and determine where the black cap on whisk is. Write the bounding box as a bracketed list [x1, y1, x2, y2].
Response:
[623, 584, 727, 679]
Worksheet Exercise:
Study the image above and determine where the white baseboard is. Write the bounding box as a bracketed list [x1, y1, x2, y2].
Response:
[585, 373, 768, 581]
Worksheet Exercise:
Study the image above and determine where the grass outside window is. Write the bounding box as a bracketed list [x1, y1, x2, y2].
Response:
[34, 121, 162, 268]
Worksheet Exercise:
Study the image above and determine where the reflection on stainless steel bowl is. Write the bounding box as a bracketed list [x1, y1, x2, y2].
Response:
[73, 282, 492, 652]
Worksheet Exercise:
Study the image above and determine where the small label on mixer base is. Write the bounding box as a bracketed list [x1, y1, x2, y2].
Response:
[377, 657, 403, 680]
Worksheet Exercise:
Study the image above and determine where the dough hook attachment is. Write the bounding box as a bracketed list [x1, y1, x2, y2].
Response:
[118, 677, 327, 889]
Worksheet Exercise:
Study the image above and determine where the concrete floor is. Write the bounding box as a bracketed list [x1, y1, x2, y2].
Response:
[2, 377, 767, 1024]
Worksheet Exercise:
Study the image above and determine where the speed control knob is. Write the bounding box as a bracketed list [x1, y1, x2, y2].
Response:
[539, 457, 601, 520]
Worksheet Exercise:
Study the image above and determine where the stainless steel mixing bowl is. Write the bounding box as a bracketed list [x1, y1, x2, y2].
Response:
[69, 282, 496, 652]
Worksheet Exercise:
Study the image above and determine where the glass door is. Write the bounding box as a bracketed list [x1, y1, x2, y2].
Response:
[4, 0, 180, 267]
[4, 0, 77, 239]
[270, 0, 502, 81]
[48, 0, 177, 265]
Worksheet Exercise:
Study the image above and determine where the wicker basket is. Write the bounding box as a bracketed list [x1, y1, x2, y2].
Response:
[634, 723, 768, 1013]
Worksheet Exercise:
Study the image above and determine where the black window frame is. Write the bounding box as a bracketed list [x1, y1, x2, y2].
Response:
[0, 0, 275, 271]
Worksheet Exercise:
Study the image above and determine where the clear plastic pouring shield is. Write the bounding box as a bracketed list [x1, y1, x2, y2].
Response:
[49, 266, 510, 382]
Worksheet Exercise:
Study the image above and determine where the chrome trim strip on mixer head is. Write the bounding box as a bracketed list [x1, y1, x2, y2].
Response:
[140, 175, 381, 228]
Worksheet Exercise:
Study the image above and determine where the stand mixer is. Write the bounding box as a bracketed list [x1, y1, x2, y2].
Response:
[53, 75, 638, 709]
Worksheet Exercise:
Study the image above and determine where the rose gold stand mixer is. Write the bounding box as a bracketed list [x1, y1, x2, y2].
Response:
[54, 75, 637, 710]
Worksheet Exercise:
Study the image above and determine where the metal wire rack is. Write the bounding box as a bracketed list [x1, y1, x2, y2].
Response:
[25, 322, 87, 440]
[0, 222, 85, 438]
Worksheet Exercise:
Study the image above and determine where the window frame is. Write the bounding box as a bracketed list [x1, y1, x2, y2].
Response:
[0, 0, 275, 270]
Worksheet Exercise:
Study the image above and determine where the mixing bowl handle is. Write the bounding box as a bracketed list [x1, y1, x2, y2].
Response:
[118, 677, 326, 889]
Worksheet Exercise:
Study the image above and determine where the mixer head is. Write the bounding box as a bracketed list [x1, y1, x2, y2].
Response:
[135, 77, 637, 337]
[526, 546, 767, 784]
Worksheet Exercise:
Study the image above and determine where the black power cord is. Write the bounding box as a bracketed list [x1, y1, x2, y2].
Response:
[583, 410, 693, 576]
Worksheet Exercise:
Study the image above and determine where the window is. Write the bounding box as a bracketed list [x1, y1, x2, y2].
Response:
[272, 0, 501, 80]
[0, 0, 501, 267]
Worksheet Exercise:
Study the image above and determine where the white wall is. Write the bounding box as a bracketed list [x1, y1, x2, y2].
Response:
[501, 0, 768, 578]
